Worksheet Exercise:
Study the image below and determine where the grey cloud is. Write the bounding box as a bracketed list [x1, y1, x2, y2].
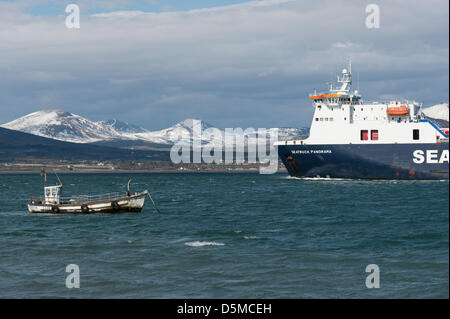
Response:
[0, 0, 448, 129]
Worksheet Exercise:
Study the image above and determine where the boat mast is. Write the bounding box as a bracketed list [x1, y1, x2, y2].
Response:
[40, 168, 46, 187]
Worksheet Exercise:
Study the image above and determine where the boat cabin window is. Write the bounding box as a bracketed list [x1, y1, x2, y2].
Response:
[360, 130, 369, 141]
[371, 130, 379, 140]
[413, 129, 420, 140]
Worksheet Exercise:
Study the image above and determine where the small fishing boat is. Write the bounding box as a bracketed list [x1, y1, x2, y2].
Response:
[27, 170, 157, 214]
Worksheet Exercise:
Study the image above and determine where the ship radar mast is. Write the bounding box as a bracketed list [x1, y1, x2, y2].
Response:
[330, 57, 352, 95]
[310, 58, 361, 102]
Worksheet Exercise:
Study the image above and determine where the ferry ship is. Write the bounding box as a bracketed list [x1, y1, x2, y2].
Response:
[276, 61, 449, 180]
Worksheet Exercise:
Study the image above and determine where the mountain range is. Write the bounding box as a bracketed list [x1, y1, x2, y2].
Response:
[0, 110, 310, 147]
[0, 126, 169, 162]
[1, 110, 148, 143]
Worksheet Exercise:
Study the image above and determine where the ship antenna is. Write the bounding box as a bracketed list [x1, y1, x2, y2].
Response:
[53, 169, 63, 186]
[357, 71, 360, 92]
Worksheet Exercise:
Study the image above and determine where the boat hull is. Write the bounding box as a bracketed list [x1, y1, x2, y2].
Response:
[27, 191, 148, 214]
[277, 143, 449, 180]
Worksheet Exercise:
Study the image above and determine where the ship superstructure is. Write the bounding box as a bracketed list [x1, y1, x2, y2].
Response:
[276, 60, 449, 179]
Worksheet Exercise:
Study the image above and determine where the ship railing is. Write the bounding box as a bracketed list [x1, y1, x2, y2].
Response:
[62, 192, 124, 204]
[29, 192, 125, 204]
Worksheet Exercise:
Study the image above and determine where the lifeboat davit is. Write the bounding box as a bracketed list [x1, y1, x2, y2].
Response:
[386, 105, 409, 116]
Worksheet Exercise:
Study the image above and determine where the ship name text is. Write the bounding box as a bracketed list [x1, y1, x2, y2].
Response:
[292, 149, 333, 154]
[413, 149, 449, 164]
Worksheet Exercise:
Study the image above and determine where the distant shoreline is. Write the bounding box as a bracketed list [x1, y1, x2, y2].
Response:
[0, 168, 284, 175]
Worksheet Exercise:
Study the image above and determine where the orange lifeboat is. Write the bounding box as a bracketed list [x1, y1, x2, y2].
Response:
[386, 105, 409, 116]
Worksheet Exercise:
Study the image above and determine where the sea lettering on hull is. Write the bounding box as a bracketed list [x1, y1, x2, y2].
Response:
[413, 149, 449, 164]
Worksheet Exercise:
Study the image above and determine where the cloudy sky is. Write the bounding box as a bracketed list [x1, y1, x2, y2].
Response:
[0, 0, 448, 129]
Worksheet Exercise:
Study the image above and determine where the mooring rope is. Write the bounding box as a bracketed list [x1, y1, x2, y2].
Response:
[147, 192, 161, 213]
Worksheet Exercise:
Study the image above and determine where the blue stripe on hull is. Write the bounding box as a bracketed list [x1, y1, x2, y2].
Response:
[277, 143, 449, 180]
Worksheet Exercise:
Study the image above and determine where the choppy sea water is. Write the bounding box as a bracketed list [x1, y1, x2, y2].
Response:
[0, 173, 448, 298]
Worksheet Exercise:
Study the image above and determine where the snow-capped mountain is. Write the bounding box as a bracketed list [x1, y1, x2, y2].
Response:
[135, 118, 215, 145]
[422, 103, 449, 122]
[1, 110, 309, 146]
[135, 120, 309, 146]
[1, 110, 123, 143]
[422, 103, 449, 128]
[98, 119, 149, 134]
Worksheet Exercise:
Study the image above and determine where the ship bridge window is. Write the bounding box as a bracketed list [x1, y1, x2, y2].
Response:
[315, 118, 319, 121]
[360, 130, 369, 141]
[413, 129, 420, 140]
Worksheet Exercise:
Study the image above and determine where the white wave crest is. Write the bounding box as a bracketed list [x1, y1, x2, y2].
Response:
[185, 241, 225, 247]
[244, 236, 260, 240]
[284, 176, 354, 181]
